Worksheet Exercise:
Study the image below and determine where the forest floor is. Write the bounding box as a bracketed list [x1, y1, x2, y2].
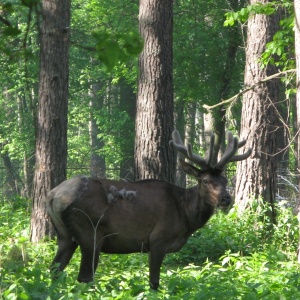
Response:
[1, 198, 300, 299]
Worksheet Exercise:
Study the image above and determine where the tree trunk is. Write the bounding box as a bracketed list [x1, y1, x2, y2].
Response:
[119, 78, 135, 181]
[17, 92, 36, 198]
[30, 0, 70, 242]
[294, 0, 300, 262]
[89, 81, 106, 178]
[174, 98, 186, 187]
[1, 150, 19, 198]
[235, 1, 281, 221]
[135, 0, 175, 182]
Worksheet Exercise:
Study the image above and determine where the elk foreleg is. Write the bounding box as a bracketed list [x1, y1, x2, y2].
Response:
[148, 245, 166, 290]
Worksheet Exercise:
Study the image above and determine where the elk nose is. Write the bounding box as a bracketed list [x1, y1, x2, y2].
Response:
[220, 195, 232, 207]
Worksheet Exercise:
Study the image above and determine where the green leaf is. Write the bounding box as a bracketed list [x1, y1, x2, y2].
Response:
[18, 292, 30, 300]
[21, 0, 39, 7]
[3, 3, 13, 12]
[123, 32, 143, 55]
[222, 256, 231, 266]
[3, 26, 21, 36]
[93, 30, 142, 70]
[276, 47, 282, 56]
[224, 18, 235, 27]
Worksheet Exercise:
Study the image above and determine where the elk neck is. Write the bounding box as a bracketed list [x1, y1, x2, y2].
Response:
[184, 185, 216, 231]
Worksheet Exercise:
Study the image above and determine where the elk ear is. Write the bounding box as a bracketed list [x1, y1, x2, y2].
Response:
[179, 159, 201, 178]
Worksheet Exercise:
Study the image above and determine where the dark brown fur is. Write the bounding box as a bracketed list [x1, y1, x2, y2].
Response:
[47, 162, 231, 290]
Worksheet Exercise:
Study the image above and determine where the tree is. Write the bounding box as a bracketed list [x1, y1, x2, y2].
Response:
[89, 80, 106, 178]
[67, 0, 140, 179]
[119, 78, 136, 180]
[135, 0, 175, 182]
[0, 2, 38, 198]
[172, 0, 247, 182]
[295, 0, 300, 262]
[235, 0, 281, 220]
[30, 0, 71, 242]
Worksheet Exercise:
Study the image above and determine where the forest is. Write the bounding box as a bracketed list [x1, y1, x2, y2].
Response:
[1, 0, 300, 299]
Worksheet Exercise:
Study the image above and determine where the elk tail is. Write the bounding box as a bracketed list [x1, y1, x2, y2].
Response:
[46, 190, 71, 241]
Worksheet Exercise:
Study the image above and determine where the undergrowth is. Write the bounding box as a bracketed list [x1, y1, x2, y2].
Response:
[0, 198, 299, 299]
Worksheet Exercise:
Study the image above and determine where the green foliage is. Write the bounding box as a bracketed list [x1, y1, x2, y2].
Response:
[0, 2, 38, 196]
[224, 2, 278, 26]
[0, 1, 37, 61]
[259, 14, 295, 70]
[224, 0, 293, 26]
[92, 31, 143, 71]
[65, 0, 139, 178]
[1, 198, 299, 299]
[0, 0, 140, 187]
[173, 0, 246, 136]
[165, 199, 298, 269]
[224, 0, 295, 72]
[71, 0, 140, 75]
[20, 0, 39, 8]
[67, 84, 135, 178]
[223, 0, 296, 119]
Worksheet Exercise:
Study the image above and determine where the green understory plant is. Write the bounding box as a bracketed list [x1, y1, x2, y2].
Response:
[0, 198, 299, 299]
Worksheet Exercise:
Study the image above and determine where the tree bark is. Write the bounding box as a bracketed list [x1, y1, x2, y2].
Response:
[30, 0, 70, 242]
[235, 1, 281, 221]
[294, 0, 300, 262]
[135, 0, 175, 182]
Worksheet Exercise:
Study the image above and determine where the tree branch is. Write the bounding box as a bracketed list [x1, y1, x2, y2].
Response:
[203, 69, 296, 110]
[0, 15, 12, 27]
[70, 41, 96, 52]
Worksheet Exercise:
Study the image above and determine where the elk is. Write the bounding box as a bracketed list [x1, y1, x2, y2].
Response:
[46, 130, 251, 290]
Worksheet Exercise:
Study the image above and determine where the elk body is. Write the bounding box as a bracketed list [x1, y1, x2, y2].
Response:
[46, 130, 251, 290]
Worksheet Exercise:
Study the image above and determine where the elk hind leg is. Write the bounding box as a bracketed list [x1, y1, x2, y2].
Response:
[51, 238, 78, 278]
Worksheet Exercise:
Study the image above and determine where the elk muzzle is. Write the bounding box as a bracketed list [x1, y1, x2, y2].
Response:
[218, 194, 232, 210]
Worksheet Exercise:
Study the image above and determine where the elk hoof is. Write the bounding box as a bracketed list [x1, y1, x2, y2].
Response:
[77, 276, 93, 283]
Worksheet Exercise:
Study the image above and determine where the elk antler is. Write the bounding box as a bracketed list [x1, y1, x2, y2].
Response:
[169, 130, 214, 170]
[214, 132, 252, 169]
[169, 130, 252, 170]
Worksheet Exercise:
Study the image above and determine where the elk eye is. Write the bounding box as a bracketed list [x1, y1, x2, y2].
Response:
[203, 179, 208, 184]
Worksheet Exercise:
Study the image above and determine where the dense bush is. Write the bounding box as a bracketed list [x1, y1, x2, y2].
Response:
[0, 198, 299, 299]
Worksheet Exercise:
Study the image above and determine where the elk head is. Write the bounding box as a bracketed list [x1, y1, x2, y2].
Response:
[169, 130, 252, 210]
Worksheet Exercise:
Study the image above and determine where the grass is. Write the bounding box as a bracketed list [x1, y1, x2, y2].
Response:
[0, 198, 300, 299]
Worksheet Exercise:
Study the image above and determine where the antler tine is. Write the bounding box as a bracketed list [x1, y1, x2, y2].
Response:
[231, 135, 252, 162]
[186, 143, 208, 167]
[229, 148, 252, 162]
[169, 130, 208, 169]
[169, 130, 187, 155]
[238, 139, 246, 148]
[205, 133, 215, 167]
[215, 132, 252, 169]
[214, 132, 238, 169]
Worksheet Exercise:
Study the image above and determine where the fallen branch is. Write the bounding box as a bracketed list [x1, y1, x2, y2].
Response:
[203, 68, 296, 110]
